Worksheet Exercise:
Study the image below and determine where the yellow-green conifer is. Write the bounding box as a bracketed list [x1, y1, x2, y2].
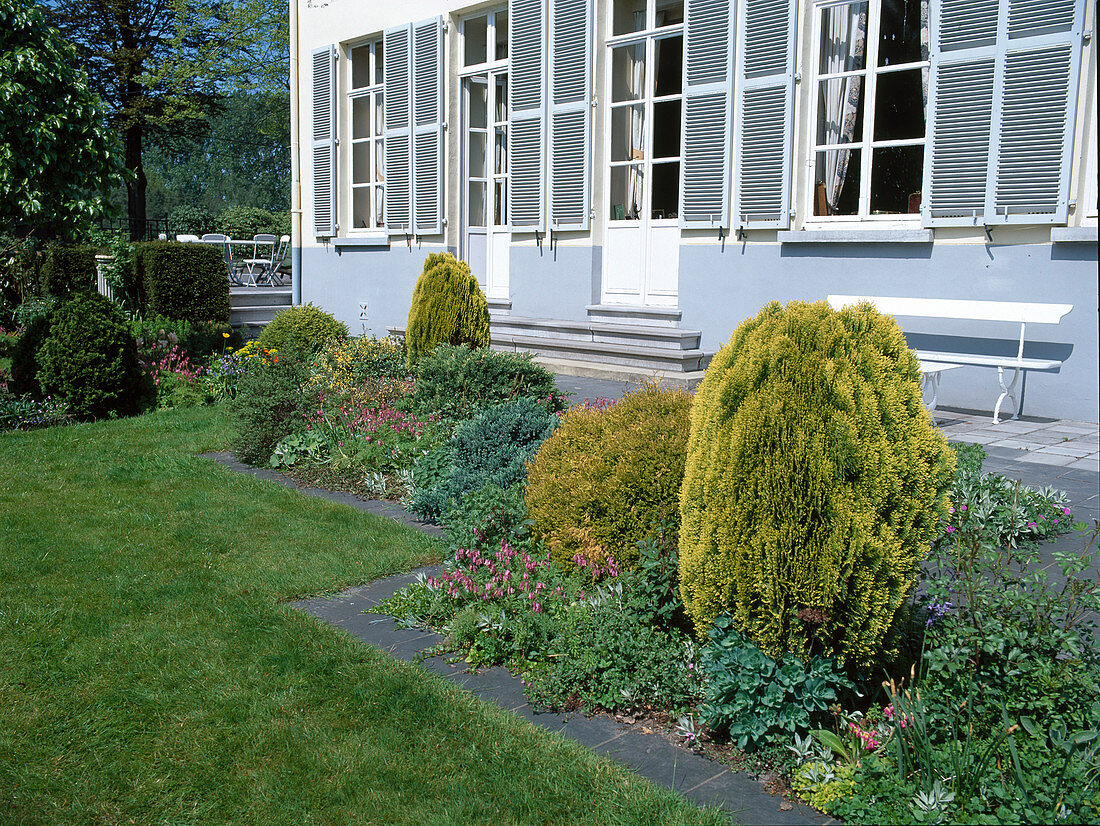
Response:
[405, 253, 490, 368]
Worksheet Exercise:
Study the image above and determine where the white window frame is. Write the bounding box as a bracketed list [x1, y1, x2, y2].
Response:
[346, 38, 386, 234]
[806, 0, 931, 224]
[460, 8, 510, 231]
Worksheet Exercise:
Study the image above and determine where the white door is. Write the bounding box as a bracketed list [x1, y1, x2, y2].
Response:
[603, 2, 683, 307]
[462, 72, 510, 300]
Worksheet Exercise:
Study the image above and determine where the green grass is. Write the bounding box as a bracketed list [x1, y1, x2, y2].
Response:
[0, 406, 728, 825]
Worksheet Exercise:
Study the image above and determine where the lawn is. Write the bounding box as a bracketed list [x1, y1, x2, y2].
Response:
[0, 405, 727, 825]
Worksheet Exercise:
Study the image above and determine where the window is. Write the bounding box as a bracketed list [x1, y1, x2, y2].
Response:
[461, 9, 509, 231]
[810, 0, 929, 219]
[348, 40, 385, 230]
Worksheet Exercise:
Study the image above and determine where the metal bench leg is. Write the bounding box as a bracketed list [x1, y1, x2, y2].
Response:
[993, 366, 1020, 425]
[923, 371, 943, 419]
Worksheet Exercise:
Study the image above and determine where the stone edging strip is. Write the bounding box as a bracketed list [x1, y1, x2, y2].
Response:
[200, 451, 836, 825]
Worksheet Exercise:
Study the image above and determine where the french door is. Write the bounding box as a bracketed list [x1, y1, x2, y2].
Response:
[462, 72, 510, 301]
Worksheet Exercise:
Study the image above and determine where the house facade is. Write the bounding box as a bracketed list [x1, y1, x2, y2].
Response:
[291, 0, 1098, 421]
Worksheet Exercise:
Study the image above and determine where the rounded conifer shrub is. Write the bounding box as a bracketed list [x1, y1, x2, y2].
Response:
[678, 300, 955, 667]
[526, 383, 692, 571]
[259, 302, 348, 357]
[405, 252, 489, 367]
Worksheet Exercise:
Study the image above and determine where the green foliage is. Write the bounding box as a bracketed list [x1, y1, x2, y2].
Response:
[129, 313, 240, 361]
[440, 482, 532, 557]
[409, 441, 456, 520]
[40, 244, 97, 298]
[526, 383, 692, 571]
[0, 0, 120, 238]
[679, 300, 956, 667]
[168, 205, 214, 236]
[698, 615, 849, 752]
[0, 393, 71, 431]
[138, 240, 231, 323]
[258, 302, 347, 357]
[37, 292, 149, 419]
[405, 343, 566, 421]
[422, 398, 558, 522]
[627, 519, 686, 629]
[405, 253, 490, 367]
[9, 312, 52, 397]
[1, 236, 41, 324]
[13, 296, 56, 327]
[216, 205, 281, 238]
[229, 354, 310, 466]
[306, 335, 407, 409]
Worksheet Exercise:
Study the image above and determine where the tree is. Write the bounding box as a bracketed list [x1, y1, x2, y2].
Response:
[0, 0, 120, 244]
[46, 0, 287, 239]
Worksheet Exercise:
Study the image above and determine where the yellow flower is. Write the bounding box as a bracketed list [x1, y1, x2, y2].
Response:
[222, 332, 230, 338]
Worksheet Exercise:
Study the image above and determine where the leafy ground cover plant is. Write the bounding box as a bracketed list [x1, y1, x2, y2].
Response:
[137, 339, 209, 409]
[230, 352, 310, 465]
[307, 334, 408, 409]
[0, 392, 70, 430]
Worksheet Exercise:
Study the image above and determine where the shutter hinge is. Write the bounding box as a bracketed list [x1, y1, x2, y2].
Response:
[1083, 29, 1092, 42]
[794, 73, 802, 84]
[334, 138, 340, 146]
[443, 121, 449, 130]
[442, 21, 449, 33]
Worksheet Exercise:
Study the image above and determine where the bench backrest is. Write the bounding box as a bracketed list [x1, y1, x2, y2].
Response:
[826, 295, 1073, 325]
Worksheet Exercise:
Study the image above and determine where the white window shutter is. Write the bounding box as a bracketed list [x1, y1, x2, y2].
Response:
[509, 0, 547, 232]
[680, 0, 733, 229]
[732, 0, 796, 230]
[412, 17, 444, 235]
[548, 0, 591, 231]
[311, 45, 336, 237]
[924, 0, 1086, 226]
[384, 24, 413, 235]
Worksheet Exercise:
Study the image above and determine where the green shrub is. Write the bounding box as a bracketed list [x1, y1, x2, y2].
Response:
[230, 355, 310, 466]
[1, 236, 40, 325]
[14, 295, 56, 327]
[139, 240, 231, 323]
[697, 614, 849, 752]
[37, 292, 149, 419]
[420, 398, 558, 523]
[169, 204, 214, 236]
[678, 300, 956, 667]
[405, 343, 566, 421]
[216, 206, 279, 238]
[41, 244, 96, 297]
[258, 302, 347, 357]
[440, 482, 532, 556]
[308, 335, 408, 409]
[525, 383, 692, 571]
[405, 252, 490, 367]
[129, 313, 241, 360]
[409, 441, 456, 520]
[9, 311, 52, 397]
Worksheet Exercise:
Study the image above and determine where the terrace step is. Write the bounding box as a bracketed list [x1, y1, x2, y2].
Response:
[490, 315, 701, 351]
[230, 287, 293, 309]
[490, 332, 710, 373]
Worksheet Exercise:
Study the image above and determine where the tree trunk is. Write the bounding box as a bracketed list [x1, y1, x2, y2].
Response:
[124, 122, 147, 241]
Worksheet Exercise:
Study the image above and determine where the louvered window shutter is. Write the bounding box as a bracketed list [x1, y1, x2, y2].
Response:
[509, 0, 547, 232]
[925, 0, 1086, 226]
[680, 0, 733, 229]
[412, 17, 443, 235]
[733, 0, 795, 230]
[384, 24, 413, 235]
[548, 0, 591, 230]
[311, 45, 336, 237]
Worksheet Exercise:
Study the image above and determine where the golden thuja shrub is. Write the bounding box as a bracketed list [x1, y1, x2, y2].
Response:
[678, 300, 955, 667]
[525, 382, 692, 571]
[405, 252, 490, 368]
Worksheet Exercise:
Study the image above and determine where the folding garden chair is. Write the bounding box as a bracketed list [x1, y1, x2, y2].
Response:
[201, 233, 238, 284]
[242, 234, 290, 286]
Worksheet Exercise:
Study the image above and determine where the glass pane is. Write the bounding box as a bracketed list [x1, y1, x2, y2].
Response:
[611, 44, 646, 102]
[465, 15, 488, 66]
[469, 132, 487, 179]
[468, 181, 487, 227]
[655, 0, 684, 27]
[495, 11, 508, 60]
[374, 93, 384, 136]
[819, 2, 868, 75]
[873, 69, 925, 140]
[375, 186, 384, 227]
[609, 164, 644, 220]
[375, 41, 384, 85]
[494, 126, 507, 175]
[651, 162, 679, 219]
[494, 180, 506, 225]
[494, 75, 508, 122]
[654, 36, 683, 96]
[468, 81, 488, 129]
[352, 97, 371, 140]
[375, 140, 385, 182]
[816, 76, 865, 146]
[353, 187, 372, 229]
[611, 105, 646, 162]
[350, 45, 372, 89]
[814, 148, 861, 215]
[353, 142, 371, 184]
[612, 0, 646, 36]
[870, 145, 923, 214]
[878, 0, 925, 67]
[652, 99, 681, 158]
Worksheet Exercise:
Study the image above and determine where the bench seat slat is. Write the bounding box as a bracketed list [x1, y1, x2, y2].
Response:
[827, 295, 1073, 325]
[913, 351, 1062, 371]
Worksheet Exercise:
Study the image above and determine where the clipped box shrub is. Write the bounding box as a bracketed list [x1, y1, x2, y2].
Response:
[259, 302, 347, 357]
[169, 204, 214, 236]
[678, 300, 955, 667]
[37, 292, 149, 419]
[405, 343, 566, 421]
[41, 244, 96, 297]
[9, 311, 52, 397]
[525, 382, 692, 571]
[139, 241, 230, 323]
[405, 252, 489, 367]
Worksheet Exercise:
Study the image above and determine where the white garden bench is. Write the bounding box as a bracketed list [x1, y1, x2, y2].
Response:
[827, 295, 1074, 424]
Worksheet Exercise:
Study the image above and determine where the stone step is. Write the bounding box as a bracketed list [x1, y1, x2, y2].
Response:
[491, 315, 701, 351]
[230, 305, 286, 327]
[491, 332, 709, 373]
[586, 303, 683, 328]
[230, 287, 293, 309]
